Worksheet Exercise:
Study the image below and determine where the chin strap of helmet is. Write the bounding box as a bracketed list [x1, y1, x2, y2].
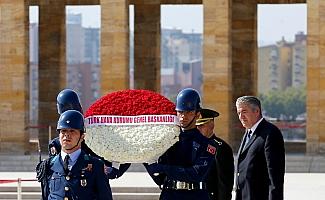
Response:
[181, 115, 197, 130]
[65, 132, 83, 151]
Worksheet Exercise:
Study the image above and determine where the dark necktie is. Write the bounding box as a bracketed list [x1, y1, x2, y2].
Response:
[243, 130, 252, 149]
[63, 154, 70, 173]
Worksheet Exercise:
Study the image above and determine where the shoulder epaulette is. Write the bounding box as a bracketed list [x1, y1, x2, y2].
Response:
[214, 139, 222, 146]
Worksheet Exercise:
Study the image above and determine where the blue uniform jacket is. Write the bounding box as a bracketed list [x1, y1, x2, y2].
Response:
[146, 128, 216, 200]
[47, 151, 112, 200]
[49, 137, 130, 180]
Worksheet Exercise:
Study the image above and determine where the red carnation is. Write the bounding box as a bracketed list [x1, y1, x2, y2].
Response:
[85, 89, 176, 117]
[84, 89, 179, 163]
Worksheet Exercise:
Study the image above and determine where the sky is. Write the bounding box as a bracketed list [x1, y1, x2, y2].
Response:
[30, 4, 307, 46]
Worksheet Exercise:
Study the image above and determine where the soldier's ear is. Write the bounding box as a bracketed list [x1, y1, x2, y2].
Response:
[81, 133, 85, 141]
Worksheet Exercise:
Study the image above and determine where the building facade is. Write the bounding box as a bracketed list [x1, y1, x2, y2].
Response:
[258, 32, 307, 95]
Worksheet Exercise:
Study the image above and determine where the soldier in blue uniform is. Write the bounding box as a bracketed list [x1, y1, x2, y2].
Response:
[56, 89, 84, 115]
[45, 110, 112, 200]
[47, 89, 130, 179]
[36, 89, 128, 199]
[145, 88, 216, 200]
[196, 108, 234, 200]
[48, 89, 84, 159]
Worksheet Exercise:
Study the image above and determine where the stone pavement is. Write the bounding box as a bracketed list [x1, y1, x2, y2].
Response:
[0, 172, 324, 200]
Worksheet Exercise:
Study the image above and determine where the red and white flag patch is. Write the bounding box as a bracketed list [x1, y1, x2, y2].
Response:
[207, 144, 216, 155]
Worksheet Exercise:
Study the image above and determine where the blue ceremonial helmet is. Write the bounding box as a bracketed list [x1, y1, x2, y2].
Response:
[57, 89, 83, 114]
[175, 88, 202, 111]
[57, 110, 85, 133]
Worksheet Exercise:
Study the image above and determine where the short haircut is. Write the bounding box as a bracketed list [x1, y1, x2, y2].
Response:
[236, 96, 262, 115]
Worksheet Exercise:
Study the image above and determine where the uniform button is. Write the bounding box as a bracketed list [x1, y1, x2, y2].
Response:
[64, 197, 69, 200]
[153, 173, 159, 176]
[66, 176, 70, 180]
[237, 173, 240, 176]
[64, 186, 69, 191]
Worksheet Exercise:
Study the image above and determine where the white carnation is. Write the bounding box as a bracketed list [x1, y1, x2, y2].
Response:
[85, 124, 179, 163]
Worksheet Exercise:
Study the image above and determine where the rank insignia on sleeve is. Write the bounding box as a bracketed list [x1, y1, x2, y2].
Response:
[207, 144, 216, 155]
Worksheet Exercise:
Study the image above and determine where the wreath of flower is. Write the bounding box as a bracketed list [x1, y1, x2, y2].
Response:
[84, 89, 179, 163]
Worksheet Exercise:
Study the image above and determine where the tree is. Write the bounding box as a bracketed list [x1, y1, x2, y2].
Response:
[259, 87, 306, 119]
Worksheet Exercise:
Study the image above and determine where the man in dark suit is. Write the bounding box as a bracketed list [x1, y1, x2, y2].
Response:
[196, 108, 234, 200]
[235, 96, 285, 200]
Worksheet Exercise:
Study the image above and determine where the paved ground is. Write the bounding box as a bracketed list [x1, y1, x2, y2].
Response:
[0, 172, 324, 200]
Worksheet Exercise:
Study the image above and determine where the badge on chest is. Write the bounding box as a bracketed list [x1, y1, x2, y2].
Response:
[80, 164, 92, 187]
[80, 179, 87, 187]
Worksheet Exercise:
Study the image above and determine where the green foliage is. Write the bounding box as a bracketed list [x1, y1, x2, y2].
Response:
[259, 86, 306, 119]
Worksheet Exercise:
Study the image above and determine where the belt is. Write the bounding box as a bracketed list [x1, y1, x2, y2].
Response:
[163, 180, 207, 190]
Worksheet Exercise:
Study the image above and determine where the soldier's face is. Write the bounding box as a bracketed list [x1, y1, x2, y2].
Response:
[197, 120, 215, 138]
[59, 128, 84, 152]
[236, 103, 260, 129]
[177, 110, 200, 129]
